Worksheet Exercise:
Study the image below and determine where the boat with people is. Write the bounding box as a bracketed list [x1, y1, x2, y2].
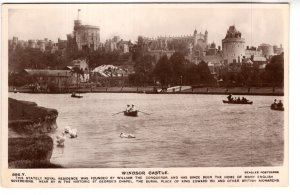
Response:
[271, 104, 284, 111]
[113, 104, 151, 117]
[71, 94, 83, 98]
[223, 94, 253, 104]
[271, 99, 284, 111]
[71, 92, 83, 98]
[223, 100, 253, 104]
[123, 104, 138, 117]
[123, 110, 138, 117]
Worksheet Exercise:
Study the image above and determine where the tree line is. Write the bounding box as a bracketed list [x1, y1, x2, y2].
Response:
[130, 52, 214, 86]
[8, 44, 284, 88]
[219, 53, 284, 87]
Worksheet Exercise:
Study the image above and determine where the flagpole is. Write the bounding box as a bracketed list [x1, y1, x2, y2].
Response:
[78, 9, 81, 20]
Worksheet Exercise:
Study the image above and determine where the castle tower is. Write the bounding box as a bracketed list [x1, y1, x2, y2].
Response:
[258, 43, 274, 59]
[204, 30, 208, 44]
[193, 29, 198, 46]
[74, 9, 82, 30]
[222, 25, 245, 65]
[68, 9, 100, 52]
[193, 29, 197, 36]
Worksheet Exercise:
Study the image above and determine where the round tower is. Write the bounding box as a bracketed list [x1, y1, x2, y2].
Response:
[74, 20, 82, 30]
[222, 25, 245, 65]
[258, 43, 274, 59]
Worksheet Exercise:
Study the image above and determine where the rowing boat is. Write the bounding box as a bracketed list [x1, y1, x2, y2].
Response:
[223, 100, 253, 104]
[123, 110, 138, 117]
[71, 94, 83, 98]
[271, 104, 284, 111]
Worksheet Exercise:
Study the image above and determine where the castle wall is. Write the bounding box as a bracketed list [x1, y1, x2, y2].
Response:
[245, 49, 262, 58]
[142, 30, 207, 52]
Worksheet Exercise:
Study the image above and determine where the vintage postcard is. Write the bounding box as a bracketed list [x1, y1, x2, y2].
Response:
[1, 3, 289, 187]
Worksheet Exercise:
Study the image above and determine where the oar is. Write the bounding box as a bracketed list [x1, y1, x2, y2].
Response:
[138, 110, 151, 115]
[258, 106, 270, 108]
[112, 111, 124, 116]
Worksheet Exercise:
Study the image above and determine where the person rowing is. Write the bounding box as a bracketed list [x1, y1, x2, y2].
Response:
[126, 104, 131, 112]
[241, 97, 248, 103]
[272, 99, 278, 108]
[227, 94, 233, 101]
[129, 104, 136, 112]
[277, 100, 283, 108]
[270, 99, 284, 111]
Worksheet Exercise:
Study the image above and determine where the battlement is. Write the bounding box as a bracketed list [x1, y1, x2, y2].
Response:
[146, 30, 207, 41]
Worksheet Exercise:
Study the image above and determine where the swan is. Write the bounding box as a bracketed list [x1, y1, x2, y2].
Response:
[56, 132, 66, 146]
[64, 126, 71, 134]
[69, 128, 78, 138]
[120, 132, 135, 138]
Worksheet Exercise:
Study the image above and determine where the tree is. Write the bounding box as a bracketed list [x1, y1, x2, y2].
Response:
[265, 53, 284, 86]
[153, 55, 174, 86]
[169, 52, 193, 85]
[195, 61, 214, 84]
[70, 66, 84, 87]
[9, 47, 68, 72]
[182, 61, 214, 85]
[133, 55, 155, 85]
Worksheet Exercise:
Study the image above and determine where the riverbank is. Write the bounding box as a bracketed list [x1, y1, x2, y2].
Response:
[8, 98, 62, 168]
[11, 86, 284, 96]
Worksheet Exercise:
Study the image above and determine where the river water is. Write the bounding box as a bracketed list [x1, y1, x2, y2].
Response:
[9, 93, 284, 168]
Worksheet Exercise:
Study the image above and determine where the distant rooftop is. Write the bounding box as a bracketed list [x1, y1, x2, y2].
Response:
[24, 69, 72, 77]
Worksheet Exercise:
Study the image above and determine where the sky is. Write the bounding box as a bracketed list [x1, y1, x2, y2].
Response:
[7, 4, 288, 47]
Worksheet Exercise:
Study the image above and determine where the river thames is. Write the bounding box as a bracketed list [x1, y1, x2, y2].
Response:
[9, 93, 284, 168]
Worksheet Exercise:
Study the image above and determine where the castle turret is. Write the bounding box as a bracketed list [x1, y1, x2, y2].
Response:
[193, 29, 198, 46]
[211, 42, 216, 49]
[204, 30, 208, 44]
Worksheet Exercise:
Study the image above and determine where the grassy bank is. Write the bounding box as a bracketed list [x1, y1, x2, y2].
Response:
[8, 135, 62, 168]
[8, 98, 61, 168]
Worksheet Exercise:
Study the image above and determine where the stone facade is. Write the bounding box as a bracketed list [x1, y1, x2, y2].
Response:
[140, 29, 208, 52]
[104, 36, 131, 53]
[245, 47, 262, 58]
[139, 29, 208, 64]
[8, 37, 66, 53]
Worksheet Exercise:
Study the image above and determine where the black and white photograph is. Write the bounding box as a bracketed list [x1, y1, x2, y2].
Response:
[1, 2, 289, 187]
